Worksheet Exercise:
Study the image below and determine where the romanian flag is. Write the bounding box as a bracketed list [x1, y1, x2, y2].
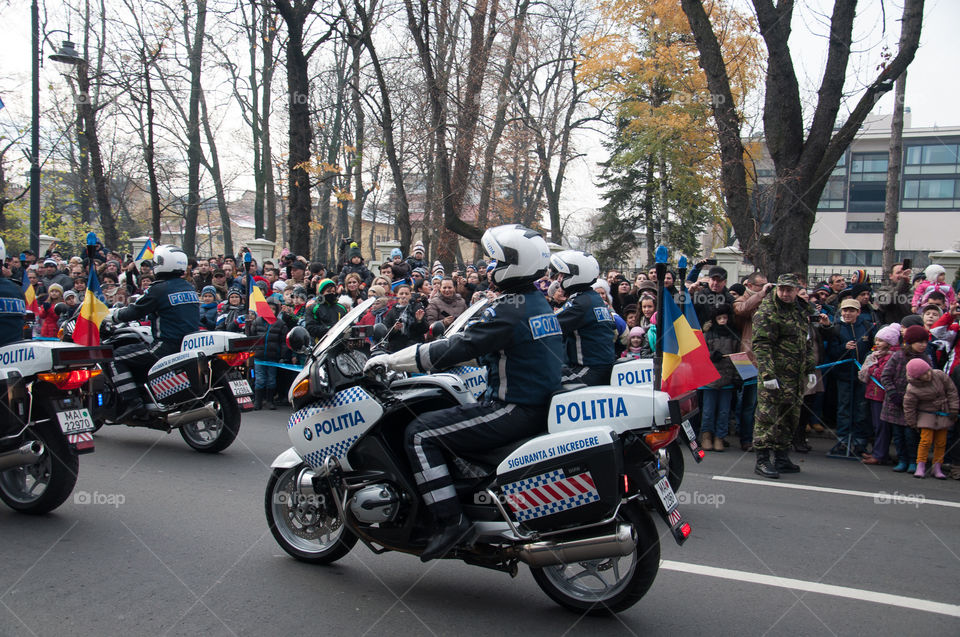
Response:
[74, 269, 110, 346]
[728, 352, 759, 380]
[136, 238, 155, 261]
[660, 292, 720, 396]
[22, 274, 40, 316]
[248, 276, 276, 325]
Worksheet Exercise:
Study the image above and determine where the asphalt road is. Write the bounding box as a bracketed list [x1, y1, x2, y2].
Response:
[2, 410, 958, 636]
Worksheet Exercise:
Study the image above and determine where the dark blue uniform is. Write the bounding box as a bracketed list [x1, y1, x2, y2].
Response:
[0, 278, 26, 347]
[110, 278, 200, 406]
[405, 286, 563, 518]
[556, 288, 616, 386]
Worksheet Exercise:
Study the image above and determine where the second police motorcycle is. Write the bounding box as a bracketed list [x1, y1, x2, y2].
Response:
[265, 229, 698, 614]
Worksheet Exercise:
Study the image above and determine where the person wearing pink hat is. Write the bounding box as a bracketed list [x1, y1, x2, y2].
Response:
[859, 323, 900, 465]
[881, 325, 933, 473]
[903, 358, 958, 479]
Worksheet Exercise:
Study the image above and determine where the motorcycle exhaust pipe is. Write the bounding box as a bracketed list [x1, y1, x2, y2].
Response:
[516, 523, 636, 568]
[166, 404, 217, 427]
[0, 441, 45, 472]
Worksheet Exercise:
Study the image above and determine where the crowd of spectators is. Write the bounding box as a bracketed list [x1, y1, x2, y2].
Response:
[5, 239, 959, 479]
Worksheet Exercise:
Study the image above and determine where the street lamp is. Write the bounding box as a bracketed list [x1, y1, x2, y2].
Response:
[30, 0, 85, 255]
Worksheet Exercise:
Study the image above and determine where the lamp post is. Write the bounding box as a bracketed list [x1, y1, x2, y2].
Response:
[29, 0, 85, 255]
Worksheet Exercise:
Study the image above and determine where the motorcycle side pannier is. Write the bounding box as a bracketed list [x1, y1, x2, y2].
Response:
[495, 426, 622, 532]
[147, 356, 204, 406]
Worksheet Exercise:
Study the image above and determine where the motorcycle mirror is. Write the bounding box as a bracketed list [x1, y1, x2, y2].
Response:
[371, 323, 389, 342]
[54, 302, 69, 315]
[286, 326, 312, 354]
[429, 321, 445, 339]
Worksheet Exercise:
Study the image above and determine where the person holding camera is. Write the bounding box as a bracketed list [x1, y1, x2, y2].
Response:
[381, 283, 427, 351]
[425, 277, 466, 329]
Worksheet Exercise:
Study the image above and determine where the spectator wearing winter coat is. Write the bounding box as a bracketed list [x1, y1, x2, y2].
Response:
[57, 290, 81, 327]
[620, 326, 647, 359]
[821, 298, 877, 455]
[860, 324, 899, 464]
[425, 277, 467, 328]
[37, 283, 64, 338]
[688, 266, 735, 329]
[732, 271, 774, 450]
[38, 259, 73, 302]
[876, 262, 914, 324]
[305, 279, 348, 339]
[337, 246, 374, 288]
[247, 296, 289, 410]
[199, 286, 219, 330]
[340, 272, 368, 305]
[701, 304, 741, 452]
[216, 287, 247, 332]
[912, 264, 956, 312]
[903, 358, 959, 479]
[881, 325, 933, 473]
[388, 248, 411, 283]
[405, 241, 428, 272]
[381, 283, 427, 351]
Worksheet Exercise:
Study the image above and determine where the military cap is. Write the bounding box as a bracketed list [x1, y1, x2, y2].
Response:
[776, 273, 801, 288]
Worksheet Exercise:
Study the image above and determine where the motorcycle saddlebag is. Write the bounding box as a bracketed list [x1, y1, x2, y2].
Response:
[147, 356, 204, 406]
[495, 426, 622, 532]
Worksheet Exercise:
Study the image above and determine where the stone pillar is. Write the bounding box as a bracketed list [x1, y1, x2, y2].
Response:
[928, 250, 960, 281]
[246, 238, 276, 265]
[376, 240, 401, 266]
[38, 234, 58, 257]
[712, 246, 745, 283]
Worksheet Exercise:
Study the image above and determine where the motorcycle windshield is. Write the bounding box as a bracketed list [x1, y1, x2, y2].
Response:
[444, 298, 490, 337]
[314, 297, 377, 354]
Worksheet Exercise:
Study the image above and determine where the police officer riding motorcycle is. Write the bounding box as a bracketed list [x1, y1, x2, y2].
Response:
[364, 225, 564, 561]
[107, 245, 200, 420]
[550, 250, 616, 386]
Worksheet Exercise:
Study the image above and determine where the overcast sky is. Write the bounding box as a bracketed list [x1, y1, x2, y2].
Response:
[1, 0, 957, 225]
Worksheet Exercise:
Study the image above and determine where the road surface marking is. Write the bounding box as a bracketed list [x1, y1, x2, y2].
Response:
[661, 560, 960, 618]
[711, 475, 960, 509]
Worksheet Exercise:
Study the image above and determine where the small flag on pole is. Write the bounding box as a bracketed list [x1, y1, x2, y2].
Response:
[136, 238, 155, 261]
[22, 274, 40, 316]
[247, 275, 276, 325]
[728, 352, 759, 380]
[660, 292, 720, 396]
[74, 269, 111, 346]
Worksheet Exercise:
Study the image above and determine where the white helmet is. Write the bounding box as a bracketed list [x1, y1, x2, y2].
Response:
[481, 224, 550, 288]
[550, 250, 600, 293]
[152, 244, 188, 278]
[0, 237, 5, 263]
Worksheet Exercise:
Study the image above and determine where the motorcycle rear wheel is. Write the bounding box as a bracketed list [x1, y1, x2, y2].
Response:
[265, 464, 357, 564]
[179, 388, 241, 453]
[0, 421, 79, 515]
[530, 503, 660, 614]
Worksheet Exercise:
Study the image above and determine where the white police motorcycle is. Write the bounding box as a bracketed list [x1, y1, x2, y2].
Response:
[265, 298, 696, 613]
[0, 338, 111, 514]
[86, 319, 257, 453]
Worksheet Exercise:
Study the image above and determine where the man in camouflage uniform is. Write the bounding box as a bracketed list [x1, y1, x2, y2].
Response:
[751, 273, 817, 478]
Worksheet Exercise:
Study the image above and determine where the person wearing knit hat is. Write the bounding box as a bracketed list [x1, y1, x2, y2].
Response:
[621, 326, 648, 360]
[901, 314, 924, 328]
[860, 324, 900, 465]
[199, 286, 219, 329]
[272, 280, 287, 293]
[881, 321, 934, 473]
[337, 245, 374, 288]
[432, 260, 444, 276]
[912, 263, 956, 312]
[919, 303, 943, 329]
[823, 295, 875, 456]
[903, 355, 958, 479]
[406, 241, 428, 272]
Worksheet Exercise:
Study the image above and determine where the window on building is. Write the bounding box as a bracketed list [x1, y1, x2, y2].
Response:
[850, 153, 888, 182]
[845, 221, 884, 233]
[818, 178, 846, 209]
[849, 182, 886, 212]
[905, 143, 960, 175]
[902, 178, 959, 209]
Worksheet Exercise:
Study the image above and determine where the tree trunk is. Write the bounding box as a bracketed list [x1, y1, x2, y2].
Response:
[182, 0, 207, 257]
[262, 2, 278, 242]
[199, 92, 234, 256]
[883, 81, 908, 275]
[248, 1, 265, 239]
[76, 62, 117, 248]
[143, 47, 162, 243]
[644, 156, 655, 266]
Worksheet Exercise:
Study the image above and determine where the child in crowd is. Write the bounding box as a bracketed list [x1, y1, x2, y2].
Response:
[247, 296, 288, 410]
[881, 324, 932, 473]
[860, 324, 899, 464]
[912, 264, 956, 312]
[700, 304, 740, 452]
[620, 326, 647, 359]
[903, 358, 959, 479]
[199, 285, 219, 330]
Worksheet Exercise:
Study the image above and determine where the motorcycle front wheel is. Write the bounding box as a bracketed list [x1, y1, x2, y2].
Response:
[530, 503, 660, 615]
[179, 387, 240, 453]
[265, 463, 357, 564]
[0, 420, 79, 515]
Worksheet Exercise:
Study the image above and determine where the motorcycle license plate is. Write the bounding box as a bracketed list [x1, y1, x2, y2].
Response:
[57, 408, 95, 434]
[229, 379, 252, 397]
[681, 420, 696, 442]
[654, 476, 679, 513]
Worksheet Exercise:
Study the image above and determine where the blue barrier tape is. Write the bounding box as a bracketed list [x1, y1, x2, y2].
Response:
[253, 360, 304, 372]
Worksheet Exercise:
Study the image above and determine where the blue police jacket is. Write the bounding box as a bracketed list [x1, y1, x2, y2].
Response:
[116, 277, 200, 345]
[0, 278, 26, 347]
[414, 286, 563, 406]
[556, 288, 616, 367]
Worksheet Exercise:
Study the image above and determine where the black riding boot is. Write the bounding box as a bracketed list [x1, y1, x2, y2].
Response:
[755, 448, 780, 479]
[253, 389, 263, 411]
[774, 449, 801, 473]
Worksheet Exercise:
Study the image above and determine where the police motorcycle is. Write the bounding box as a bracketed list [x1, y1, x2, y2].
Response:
[0, 334, 111, 514]
[265, 297, 695, 613]
[85, 316, 256, 453]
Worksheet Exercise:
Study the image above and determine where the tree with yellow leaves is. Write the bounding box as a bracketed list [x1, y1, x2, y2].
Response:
[581, 0, 761, 266]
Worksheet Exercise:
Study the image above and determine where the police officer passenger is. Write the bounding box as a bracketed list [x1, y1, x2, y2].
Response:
[550, 250, 615, 386]
[109, 245, 200, 419]
[364, 225, 563, 561]
[0, 239, 27, 347]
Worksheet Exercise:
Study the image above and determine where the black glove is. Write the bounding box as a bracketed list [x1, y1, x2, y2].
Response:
[710, 350, 723, 363]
